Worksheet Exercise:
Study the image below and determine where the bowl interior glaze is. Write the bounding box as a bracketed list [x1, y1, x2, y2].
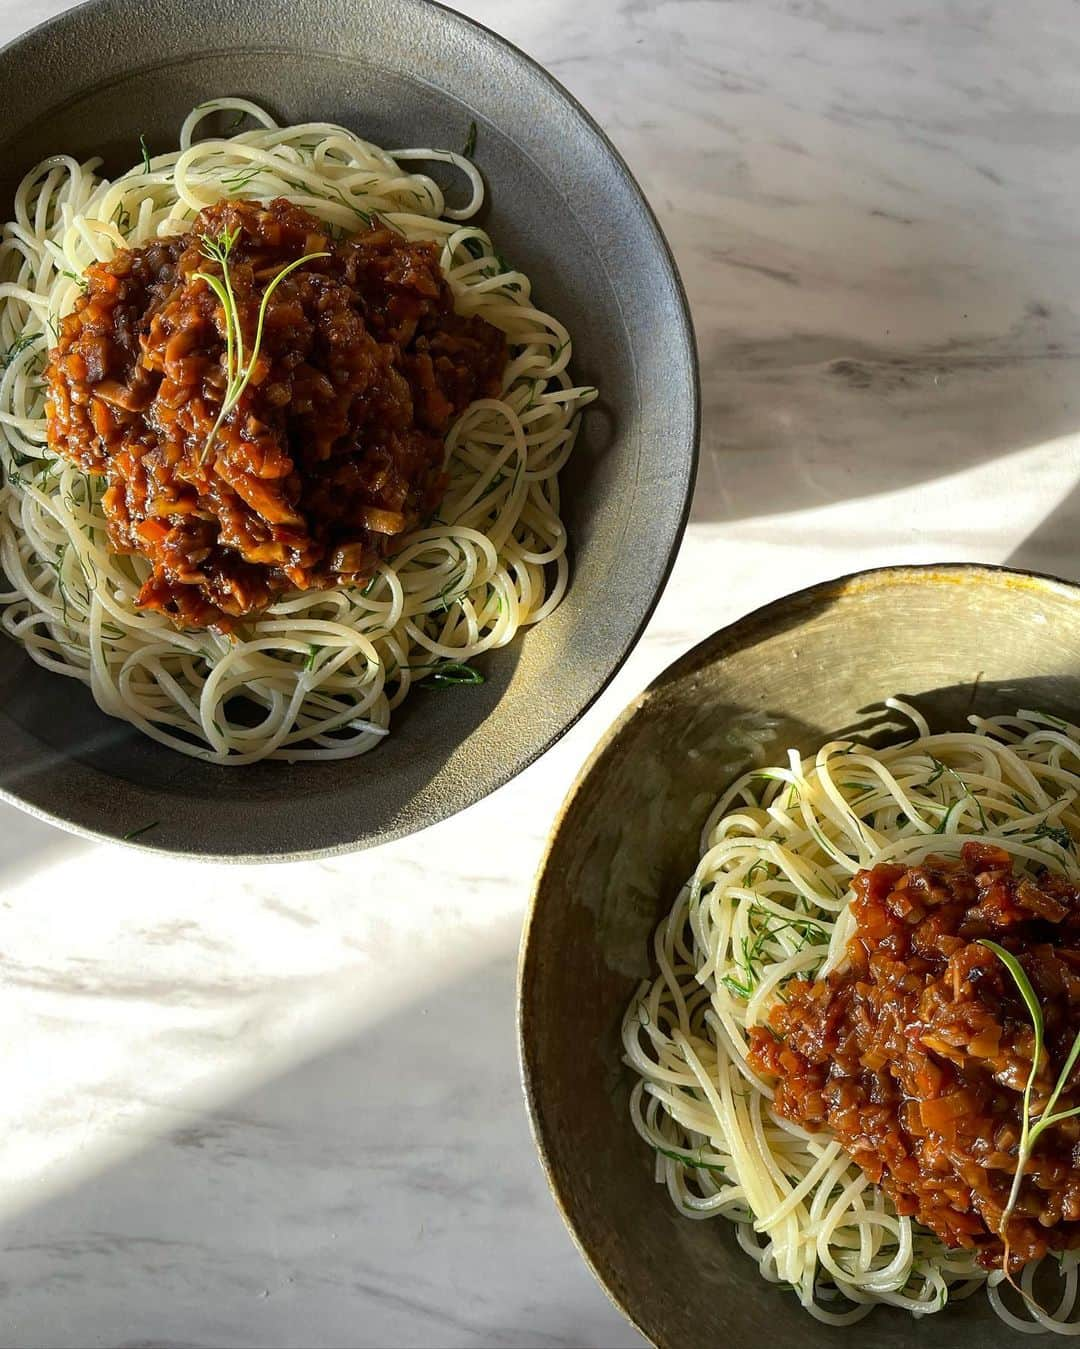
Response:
[520, 564, 1080, 1349]
[0, 0, 696, 858]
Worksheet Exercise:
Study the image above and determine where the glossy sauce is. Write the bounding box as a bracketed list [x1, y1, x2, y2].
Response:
[47, 198, 505, 630]
[748, 842, 1080, 1269]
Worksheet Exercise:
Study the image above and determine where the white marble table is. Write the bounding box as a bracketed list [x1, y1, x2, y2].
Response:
[3, 1, 1080, 1345]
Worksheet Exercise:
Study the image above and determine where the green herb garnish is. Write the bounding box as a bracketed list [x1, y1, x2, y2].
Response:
[462, 120, 478, 159]
[429, 661, 485, 687]
[220, 164, 261, 194]
[410, 659, 485, 687]
[328, 185, 372, 225]
[193, 226, 329, 462]
[653, 1143, 726, 1176]
[929, 758, 988, 831]
[721, 973, 754, 1000]
[978, 939, 1080, 1280]
[1027, 821, 1074, 853]
[139, 133, 151, 174]
[1, 333, 40, 369]
[434, 568, 465, 613]
[123, 820, 159, 841]
[45, 542, 70, 623]
[721, 905, 826, 1002]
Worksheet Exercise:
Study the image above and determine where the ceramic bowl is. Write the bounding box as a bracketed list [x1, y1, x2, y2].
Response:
[520, 562, 1080, 1348]
[0, 0, 697, 858]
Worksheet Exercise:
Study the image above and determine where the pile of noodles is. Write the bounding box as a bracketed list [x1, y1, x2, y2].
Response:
[0, 98, 595, 762]
[624, 701, 1080, 1333]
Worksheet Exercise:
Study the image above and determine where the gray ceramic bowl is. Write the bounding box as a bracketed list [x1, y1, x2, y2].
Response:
[0, 0, 697, 859]
[520, 563, 1080, 1349]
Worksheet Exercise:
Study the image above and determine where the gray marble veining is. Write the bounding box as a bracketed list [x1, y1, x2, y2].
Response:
[2, 0, 1080, 1345]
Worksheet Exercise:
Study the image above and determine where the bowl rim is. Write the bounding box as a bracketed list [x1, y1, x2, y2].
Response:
[0, 0, 701, 861]
[517, 558, 1080, 1348]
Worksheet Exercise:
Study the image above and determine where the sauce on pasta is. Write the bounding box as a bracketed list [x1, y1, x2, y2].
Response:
[0, 98, 596, 761]
[46, 197, 505, 630]
[623, 704, 1080, 1330]
[749, 842, 1080, 1271]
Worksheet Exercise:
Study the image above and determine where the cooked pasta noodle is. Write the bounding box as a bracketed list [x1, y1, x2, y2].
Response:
[0, 97, 595, 762]
[623, 701, 1080, 1331]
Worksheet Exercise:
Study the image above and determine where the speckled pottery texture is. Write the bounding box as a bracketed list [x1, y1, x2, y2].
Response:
[0, 0, 698, 859]
[520, 563, 1080, 1349]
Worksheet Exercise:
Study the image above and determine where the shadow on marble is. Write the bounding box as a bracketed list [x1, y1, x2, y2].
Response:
[673, 95, 1080, 535]
[691, 319, 1080, 530]
[0, 933, 640, 1349]
[1007, 483, 1080, 580]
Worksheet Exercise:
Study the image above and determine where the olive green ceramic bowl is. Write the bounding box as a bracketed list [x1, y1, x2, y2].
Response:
[520, 562, 1080, 1349]
[0, 0, 696, 859]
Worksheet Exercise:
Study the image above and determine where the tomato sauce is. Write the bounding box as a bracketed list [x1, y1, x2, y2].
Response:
[47, 198, 505, 630]
[749, 842, 1080, 1269]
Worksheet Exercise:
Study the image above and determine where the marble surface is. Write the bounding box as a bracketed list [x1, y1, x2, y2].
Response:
[3, 1, 1080, 1345]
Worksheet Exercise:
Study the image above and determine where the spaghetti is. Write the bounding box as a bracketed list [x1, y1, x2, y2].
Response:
[0, 98, 596, 762]
[623, 701, 1080, 1332]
